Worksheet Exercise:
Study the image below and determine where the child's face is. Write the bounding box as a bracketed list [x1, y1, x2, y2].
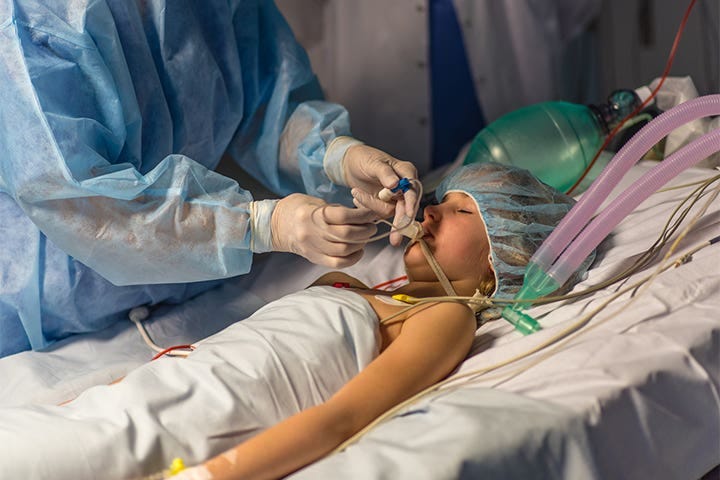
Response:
[404, 192, 493, 285]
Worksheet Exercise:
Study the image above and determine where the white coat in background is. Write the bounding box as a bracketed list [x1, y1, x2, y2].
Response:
[277, 0, 602, 174]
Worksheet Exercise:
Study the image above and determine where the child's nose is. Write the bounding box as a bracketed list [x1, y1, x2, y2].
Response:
[422, 203, 440, 222]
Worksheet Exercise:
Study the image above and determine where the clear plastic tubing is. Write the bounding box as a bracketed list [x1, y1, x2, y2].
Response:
[547, 126, 720, 285]
[532, 94, 720, 276]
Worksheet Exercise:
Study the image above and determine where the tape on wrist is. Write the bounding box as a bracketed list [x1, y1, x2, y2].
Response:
[249, 199, 279, 253]
[323, 136, 364, 186]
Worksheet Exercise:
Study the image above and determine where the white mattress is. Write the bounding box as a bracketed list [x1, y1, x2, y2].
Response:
[1, 161, 719, 479]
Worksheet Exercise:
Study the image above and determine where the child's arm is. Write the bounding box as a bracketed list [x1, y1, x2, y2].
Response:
[183, 301, 476, 480]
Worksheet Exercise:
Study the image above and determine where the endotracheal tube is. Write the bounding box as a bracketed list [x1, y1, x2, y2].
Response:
[376, 178, 425, 242]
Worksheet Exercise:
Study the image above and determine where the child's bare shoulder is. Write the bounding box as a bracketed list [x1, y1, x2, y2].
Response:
[405, 301, 475, 329]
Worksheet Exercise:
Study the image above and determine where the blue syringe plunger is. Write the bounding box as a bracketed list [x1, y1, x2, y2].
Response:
[378, 178, 414, 202]
[392, 178, 412, 193]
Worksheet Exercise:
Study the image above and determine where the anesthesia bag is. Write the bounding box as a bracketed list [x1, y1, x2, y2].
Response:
[463, 88, 651, 192]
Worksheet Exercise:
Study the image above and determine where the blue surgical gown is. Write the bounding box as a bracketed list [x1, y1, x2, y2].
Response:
[0, 0, 352, 356]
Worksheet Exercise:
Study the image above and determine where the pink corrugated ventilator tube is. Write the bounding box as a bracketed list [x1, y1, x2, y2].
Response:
[503, 94, 720, 334]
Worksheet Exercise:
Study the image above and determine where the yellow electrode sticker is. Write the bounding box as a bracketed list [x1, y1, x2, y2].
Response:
[169, 458, 185, 475]
[391, 294, 420, 304]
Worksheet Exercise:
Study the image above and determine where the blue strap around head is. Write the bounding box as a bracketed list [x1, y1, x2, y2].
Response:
[429, 0, 485, 169]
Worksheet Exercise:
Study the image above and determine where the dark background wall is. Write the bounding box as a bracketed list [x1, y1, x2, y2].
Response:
[595, 0, 718, 96]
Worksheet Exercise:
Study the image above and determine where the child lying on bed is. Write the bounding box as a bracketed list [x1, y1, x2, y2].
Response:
[0, 163, 591, 480]
[172, 163, 591, 480]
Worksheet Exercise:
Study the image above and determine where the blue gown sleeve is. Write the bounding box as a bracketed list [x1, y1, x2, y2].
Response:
[222, 0, 355, 204]
[0, 0, 351, 286]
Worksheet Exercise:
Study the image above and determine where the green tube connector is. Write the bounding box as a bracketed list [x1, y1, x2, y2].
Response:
[501, 264, 562, 335]
[501, 306, 542, 335]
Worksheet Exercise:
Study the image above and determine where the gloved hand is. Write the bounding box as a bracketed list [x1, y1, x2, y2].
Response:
[341, 144, 419, 247]
[271, 193, 379, 267]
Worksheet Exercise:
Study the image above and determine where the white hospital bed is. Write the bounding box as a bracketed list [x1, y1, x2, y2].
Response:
[1, 161, 718, 479]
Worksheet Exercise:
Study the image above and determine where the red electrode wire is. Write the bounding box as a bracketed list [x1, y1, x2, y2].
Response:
[372, 275, 408, 290]
[565, 0, 698, 196]
[151, 344, 195, 360]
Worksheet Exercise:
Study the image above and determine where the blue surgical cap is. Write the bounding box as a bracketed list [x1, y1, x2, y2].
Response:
[436, 163, 594, 317]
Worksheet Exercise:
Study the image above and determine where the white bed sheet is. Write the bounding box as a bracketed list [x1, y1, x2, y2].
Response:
[291, 162, 720, 480]
[1, 161, 718, 479]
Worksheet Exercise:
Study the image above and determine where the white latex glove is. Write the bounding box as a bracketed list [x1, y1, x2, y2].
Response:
[341, 144, 419, 247]
[351, 189, 413, 247]
[271, 193, 378, 267]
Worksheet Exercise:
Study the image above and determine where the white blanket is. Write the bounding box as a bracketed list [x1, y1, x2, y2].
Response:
[1, 162, 718, 480]
[0, 287, 379, 479]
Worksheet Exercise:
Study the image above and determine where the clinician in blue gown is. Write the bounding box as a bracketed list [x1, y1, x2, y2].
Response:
[0, 0, 417, 356]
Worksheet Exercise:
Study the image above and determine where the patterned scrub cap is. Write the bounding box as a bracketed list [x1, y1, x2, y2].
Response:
[435, 163, 594, 321]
